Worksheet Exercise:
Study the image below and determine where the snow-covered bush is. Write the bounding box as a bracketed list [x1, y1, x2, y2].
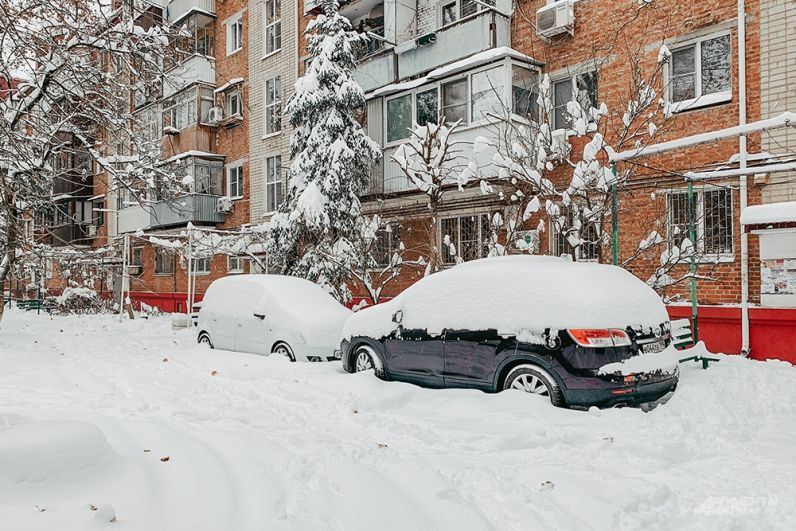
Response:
[55, 287, 103, 315]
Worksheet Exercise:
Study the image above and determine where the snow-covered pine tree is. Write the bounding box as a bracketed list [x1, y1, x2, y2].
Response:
[266, 0, 380, 302]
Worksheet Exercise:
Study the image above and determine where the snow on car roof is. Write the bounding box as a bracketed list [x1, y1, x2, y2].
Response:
[342, 256, 669, 340]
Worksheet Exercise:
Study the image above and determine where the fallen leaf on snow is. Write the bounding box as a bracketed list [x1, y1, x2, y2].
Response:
[160, 456, 170, 462]
[211, 370, 218, 376]
[377, 443, 388, 449]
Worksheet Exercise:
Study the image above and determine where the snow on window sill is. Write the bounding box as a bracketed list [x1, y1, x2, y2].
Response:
[228, 269, 244, 274]
[669, 91, 732, 114]
[154, 272, 174, 277]
[226, 47, 243, 58]
[261, 131, 282, 140]
[193, 271, 211, 276]
[262, 49, 282, 61]
[673, 254, 735, 265]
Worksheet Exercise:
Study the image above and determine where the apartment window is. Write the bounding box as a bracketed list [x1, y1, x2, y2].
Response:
[93, 200, 104, 227]
[162, 86, 214, 131]
[131, 247, 143, 268]
[441, 213, 491, 264]
[416, 88, 438, 126]
[228, 255, 246, 273]
[669, 33, 731, 106]
[667, 188, 733, 257]
[471, 66, 505, 122]
[226, 89, 243, 117]
[552, 70, 598, 130]
[265, 76, 282, 135]
[373, 223, 402, 267]
[226, 14, 243, 55]
[265, 155, 283, 213]
[135, 105, 160, 144]
[194, 257, 211, 274]
[438, 0, 494, 27]
[155, 248, 174, 275]
[551, 208, 599, 261]
[441, 78, 468, 124]
[227, 162, 244, 199]
[177, 157, 223, 195]
[386, 94, 412, 143]
[512, 65, 538, 120]
[265, 0, 282, 55]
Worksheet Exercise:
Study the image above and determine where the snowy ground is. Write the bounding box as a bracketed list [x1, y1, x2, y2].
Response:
[0, 312, 794, 531]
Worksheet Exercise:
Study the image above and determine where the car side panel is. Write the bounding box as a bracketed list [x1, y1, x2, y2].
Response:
[384, 329, 445, 388]
[443, 330, 512, 389]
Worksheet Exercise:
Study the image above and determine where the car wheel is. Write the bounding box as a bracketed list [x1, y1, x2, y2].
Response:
[503, 365, 564, 407]
[198, 332, 213, 349]
[272, 342, 296, 362]
[353, 346, 376, 373]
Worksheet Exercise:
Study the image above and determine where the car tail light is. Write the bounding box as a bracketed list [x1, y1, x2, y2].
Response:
[567, 329, 632, 348]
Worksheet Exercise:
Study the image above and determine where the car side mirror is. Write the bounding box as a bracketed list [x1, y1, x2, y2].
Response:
[253, 313, 265, 320]
[392, 309, 403, 324]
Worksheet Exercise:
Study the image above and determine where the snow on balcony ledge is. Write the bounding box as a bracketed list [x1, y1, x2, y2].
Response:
[741, 202, 796, 227]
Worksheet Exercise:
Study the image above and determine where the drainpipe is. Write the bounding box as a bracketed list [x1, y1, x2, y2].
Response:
[738, 0, 750, 355]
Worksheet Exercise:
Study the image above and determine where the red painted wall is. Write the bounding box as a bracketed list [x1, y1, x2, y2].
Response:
[668, 305, 796, 364]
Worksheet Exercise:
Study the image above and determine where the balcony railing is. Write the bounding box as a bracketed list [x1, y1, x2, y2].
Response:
[150, 193, 225, 229]
[398, 10, 510, 80]
[163, 54, 215, 98]
[118, 204, 152, 234]
[167, 0, 215, 23]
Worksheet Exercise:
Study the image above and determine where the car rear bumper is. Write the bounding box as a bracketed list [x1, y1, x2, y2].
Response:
[561, 375, 679, 409]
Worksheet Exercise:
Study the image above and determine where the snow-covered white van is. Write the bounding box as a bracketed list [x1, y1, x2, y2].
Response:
[197, 275, 351, 362]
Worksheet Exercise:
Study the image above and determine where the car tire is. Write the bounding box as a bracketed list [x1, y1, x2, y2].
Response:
[503, 365, 564, 407]
[198, 332, 213, 349]
[272, 342, 296, 362]
[352, 345, 377, 374]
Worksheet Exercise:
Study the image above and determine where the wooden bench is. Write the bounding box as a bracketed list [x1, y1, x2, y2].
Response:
[672, 318, 719, 368]
[16, 299, 56, 313]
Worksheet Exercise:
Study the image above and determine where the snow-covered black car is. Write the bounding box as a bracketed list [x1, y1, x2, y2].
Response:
[340, 256, 679, 409]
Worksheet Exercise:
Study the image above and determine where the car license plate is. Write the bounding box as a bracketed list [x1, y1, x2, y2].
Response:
[642, 340, 666, 354]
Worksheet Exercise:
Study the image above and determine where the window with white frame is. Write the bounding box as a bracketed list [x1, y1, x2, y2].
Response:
[550, 206, 599, 261]
[668, 32, 731, 107]
[226, 89, 243, 118]
[438, 0, 494, 27]
[162, 86, 215, 131]
[194, 257, 211, 274]
[265, 155, 283, 213]
[441, 213, 491, 264]
[552, 70, 598, 131]
[471, 66, 506, 122]
[135, 105, 160, 145]
[386, 94, 412, 143]
[441, 78, 468, 124]
[155, 248, 174, 275]
[667, 188, 733, 257]
[264, 76, 281, 135]
[227, 162, 244, 198]
[415, 88, 438, 126]
[226, 14, 243, 55]
[265, 0, 281, 55]
[228, 255, 246, 273]
[512, 65, 538, 120]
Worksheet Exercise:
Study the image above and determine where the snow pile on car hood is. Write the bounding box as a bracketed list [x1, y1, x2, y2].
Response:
[342, 256, 669, 340]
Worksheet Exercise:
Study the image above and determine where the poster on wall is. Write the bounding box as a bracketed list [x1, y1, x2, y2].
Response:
[760, 258, 796, 295]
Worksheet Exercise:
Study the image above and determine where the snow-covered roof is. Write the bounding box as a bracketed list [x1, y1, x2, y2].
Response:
[370, 47, 543, 98]
[214, 78, 244, 94]
[342, 255, 669, 340]
[741, 201, 796, 226]
[163, 150, 225, 164]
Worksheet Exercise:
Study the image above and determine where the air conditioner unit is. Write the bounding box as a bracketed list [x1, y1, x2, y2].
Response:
[86, 225, 97, 237]
[208, 106, 224, 124]
[217, 196, 234, 213]
[536, 0, 575, 40]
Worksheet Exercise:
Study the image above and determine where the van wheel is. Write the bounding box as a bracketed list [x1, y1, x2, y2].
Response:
[503, 365, 564, 407]
[272, 342, 295, 362]
[198, 332, 213, 349]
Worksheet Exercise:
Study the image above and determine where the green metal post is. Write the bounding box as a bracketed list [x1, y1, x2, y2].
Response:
[611, 163, 618, 265]
[687, 179, 698, 343]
